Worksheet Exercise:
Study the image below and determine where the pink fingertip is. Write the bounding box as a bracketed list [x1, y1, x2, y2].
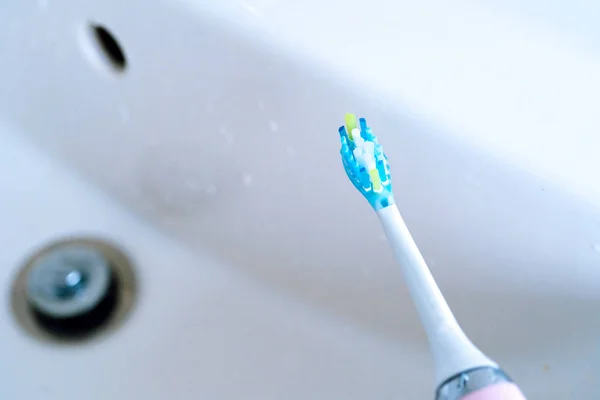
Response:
[461, 383, 526, 400]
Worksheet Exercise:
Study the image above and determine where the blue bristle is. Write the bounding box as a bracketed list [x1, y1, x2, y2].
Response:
[374, 143, 383, 157]
[359, 169, 371, 189]
[359, 118, 368, 137]
[377, 159, 386, 179]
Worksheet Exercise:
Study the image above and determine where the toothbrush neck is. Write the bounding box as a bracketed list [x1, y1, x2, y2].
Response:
[376, 205, 496, 385]
[376, 205, 460, 334]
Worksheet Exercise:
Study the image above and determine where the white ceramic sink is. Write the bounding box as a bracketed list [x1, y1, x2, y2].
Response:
[1, 0, 600, 398]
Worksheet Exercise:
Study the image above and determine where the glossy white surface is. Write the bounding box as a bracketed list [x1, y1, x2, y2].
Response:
[1, 0, 600, 398]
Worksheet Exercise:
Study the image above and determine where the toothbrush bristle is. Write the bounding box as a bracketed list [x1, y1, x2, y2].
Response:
[359, 118, 368, 135]
[345, 113, 358, 141]
[338, 114, 394, 210]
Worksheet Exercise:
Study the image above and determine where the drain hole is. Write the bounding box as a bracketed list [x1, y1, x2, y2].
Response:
[11, 238, 137, 344]
[30, 273, 119, 339]
[90, 24, 127, 72]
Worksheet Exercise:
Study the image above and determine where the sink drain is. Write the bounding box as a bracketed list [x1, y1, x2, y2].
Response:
[10, 237, 137, 343]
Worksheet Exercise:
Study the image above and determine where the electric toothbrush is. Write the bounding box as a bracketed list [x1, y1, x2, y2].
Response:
[338, 113, 526, 400]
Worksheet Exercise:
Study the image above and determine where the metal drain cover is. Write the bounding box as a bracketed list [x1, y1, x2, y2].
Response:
[10, 237, 137, 343]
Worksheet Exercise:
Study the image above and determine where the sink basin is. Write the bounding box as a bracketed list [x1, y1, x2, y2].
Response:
[1, 0, 600, 398]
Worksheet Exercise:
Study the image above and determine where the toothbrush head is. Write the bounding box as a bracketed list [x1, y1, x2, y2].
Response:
[339, 113, 394, 210]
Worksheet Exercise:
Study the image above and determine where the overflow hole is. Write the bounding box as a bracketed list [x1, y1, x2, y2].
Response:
[89, 24, 127, 73]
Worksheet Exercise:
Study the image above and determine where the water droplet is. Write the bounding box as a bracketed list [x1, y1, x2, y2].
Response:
[162, 191, 175, 204]
[258, 101, 265, 110]
[38, 0, 48, 9]
[184, 178, 199, 190]
[205, 184, 218, 196]
[285, 145, 296, 157]
[592, 243, 600, 253]
[118, 105, 130, 122]
[219, 125, 235, 144]
[242, 173, 253, 187]
[466, 174, 482, 187]
[268, 120, 279, 133]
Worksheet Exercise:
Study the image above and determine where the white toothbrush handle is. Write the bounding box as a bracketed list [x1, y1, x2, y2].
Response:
[376, 205, 497, 386]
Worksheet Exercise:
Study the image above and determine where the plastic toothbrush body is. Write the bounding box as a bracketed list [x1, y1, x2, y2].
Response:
[338, 114, 526, 400]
